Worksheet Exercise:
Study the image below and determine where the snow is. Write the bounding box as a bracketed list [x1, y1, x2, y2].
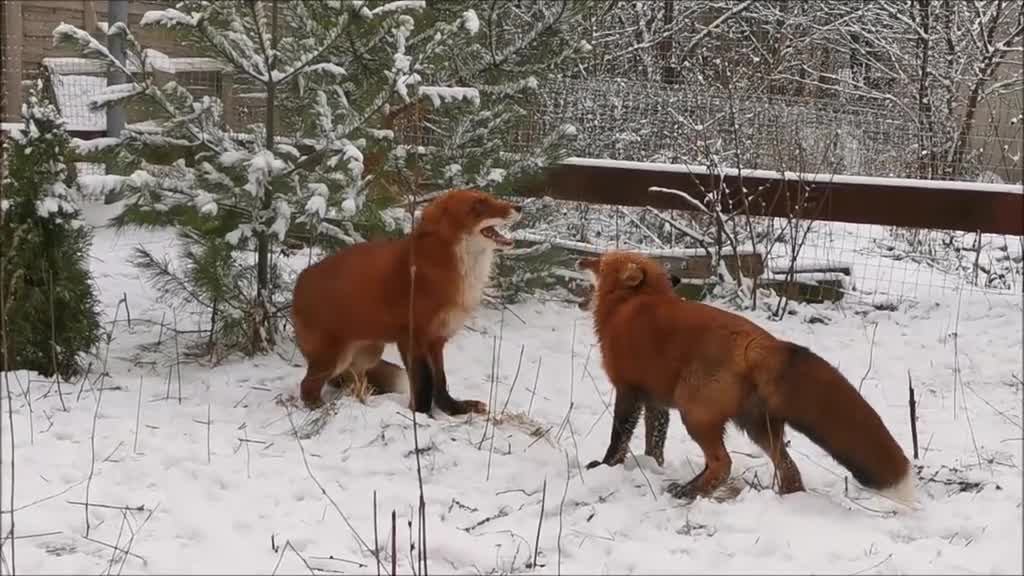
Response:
[72, 137, 120, 155]
[418, 86, 481, 108]
[565, 157, 1024, 194]
[244, 151, 288, 197]
[1, 202, 1021, 575]
[303, 63, 348, 77]
[89, 84, 146, 110]
[77, 174, 128, 200]
[139, 8, 199, 29]
[462, 9, 481, 35]
[371, 1, 426, 17]
[42, 56, 227, 76]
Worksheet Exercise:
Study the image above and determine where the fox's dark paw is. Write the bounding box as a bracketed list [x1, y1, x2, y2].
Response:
[442, 398, 488, 416]
[645, 451, 665, 467]
[585, 459, 604, 470]
[666, 481, 698, 500]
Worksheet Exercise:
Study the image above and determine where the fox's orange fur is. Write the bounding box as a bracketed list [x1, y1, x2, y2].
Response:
[578, 251, 917, 506]
[292, 189, 522, 414]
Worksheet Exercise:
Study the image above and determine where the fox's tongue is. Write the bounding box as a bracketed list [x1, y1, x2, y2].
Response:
[481, 226, 514, 248]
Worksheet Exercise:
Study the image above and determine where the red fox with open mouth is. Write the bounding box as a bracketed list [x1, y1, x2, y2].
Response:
[291, 189, 522, 415]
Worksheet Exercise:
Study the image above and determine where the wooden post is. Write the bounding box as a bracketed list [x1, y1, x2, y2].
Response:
[84, 0, 99, 33]
[106, 0, 128, 137]
[3, 0, 24, 123]
[219, 71, 234, 130]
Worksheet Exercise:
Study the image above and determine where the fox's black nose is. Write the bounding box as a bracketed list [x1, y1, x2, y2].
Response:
[511, 203, 523, 213]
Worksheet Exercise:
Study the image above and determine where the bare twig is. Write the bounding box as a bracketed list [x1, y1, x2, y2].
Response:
[373, 491, 380, 576]
[133, 376, 143, 454]
[908, 371, 919, 460]
[116, 503, 158, 575]
[527, 356, 543, 418]
[556, 451, 570, 576]
[85, 312, 116, 538]
[243, 425, 252, 479]
[284, 406, 384, 574]
[858, 322, 879, 392]
[531, 477, 547, 570]
[852, 552, 893, 575]
[3, 372, 15, 574]
[500, 344, 526, 416]
[173, 310, 182, 405]
[479, 334, 499, 452]
[48, 269, 66, 412]
[82, 536, 145, 564]
[206, 392, 212, 464]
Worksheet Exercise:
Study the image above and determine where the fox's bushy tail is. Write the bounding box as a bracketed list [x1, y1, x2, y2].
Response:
[754, 341, 916, 505]
[365, 359, 408, 395]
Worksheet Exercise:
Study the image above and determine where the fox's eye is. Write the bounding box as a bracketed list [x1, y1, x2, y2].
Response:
[471, 197, 486, 216]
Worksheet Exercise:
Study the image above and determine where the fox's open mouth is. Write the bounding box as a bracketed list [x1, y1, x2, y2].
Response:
[480, 225, 514, 249]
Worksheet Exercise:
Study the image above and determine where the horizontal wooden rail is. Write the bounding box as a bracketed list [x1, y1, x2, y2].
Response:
[521, 158, 1024, 236]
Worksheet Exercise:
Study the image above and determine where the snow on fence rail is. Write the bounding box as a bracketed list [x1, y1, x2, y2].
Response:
[519, 157, 1024, 236]
[510, 160, 1023, 306]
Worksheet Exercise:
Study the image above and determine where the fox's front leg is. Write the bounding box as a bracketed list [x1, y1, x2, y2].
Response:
[586, 386, 642, 470]
[644, 402, 670, 467]
[398, 339, 434, 415]
[427, 339, 487, 416]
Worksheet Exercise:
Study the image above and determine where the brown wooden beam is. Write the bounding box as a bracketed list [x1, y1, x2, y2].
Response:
[3, 0, 24, 123]
[522, 159, 1024, 236]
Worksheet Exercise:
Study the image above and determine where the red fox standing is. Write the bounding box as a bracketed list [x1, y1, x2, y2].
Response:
[291, 189, 522, 414]
[577, 251, 917, 506]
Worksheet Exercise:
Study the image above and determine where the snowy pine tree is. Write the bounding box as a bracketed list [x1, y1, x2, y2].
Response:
[55, 0, 592, 358]
[0, 80, 102, 380]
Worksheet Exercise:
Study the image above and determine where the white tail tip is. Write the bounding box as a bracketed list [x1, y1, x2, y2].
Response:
[880, 469, 920, 509]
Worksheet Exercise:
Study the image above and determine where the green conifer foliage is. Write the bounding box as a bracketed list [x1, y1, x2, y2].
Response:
[1, 82, 102, 380]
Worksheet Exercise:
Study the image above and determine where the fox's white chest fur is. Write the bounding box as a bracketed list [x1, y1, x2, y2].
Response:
[440, 235, 496, 338]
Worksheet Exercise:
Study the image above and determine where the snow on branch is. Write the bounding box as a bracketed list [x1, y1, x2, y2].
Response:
[418, 86, 480, 108]
[139, 8, 199, 29]
[52, 23, 134, 79]
[650, 186, 712, 214]
[371, 1, 426, 17]
[88, 83, 147, 110]
[461, 9, 480, 36]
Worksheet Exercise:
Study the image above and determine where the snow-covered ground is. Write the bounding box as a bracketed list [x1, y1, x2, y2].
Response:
[2, 202, 1022, 575]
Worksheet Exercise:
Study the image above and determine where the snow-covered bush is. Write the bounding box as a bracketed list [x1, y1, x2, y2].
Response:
[55, 0, 592, 358]
[0, 80, 102, 379]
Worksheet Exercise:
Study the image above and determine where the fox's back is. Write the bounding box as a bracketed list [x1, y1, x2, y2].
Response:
[598, 295, 772, 402]
[292, 238, 410, 341]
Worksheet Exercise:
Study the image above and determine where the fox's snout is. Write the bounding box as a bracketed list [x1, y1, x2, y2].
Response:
[575, 257, 599, 273]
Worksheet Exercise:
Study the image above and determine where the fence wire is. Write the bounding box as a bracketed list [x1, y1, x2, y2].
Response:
[1, 1, 1021, 307]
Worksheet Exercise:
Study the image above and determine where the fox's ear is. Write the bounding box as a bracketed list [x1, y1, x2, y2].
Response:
[620, 263, 644, 287]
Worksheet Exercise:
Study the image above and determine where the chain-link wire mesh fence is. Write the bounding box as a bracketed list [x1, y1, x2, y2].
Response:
[2, 0, 1020, 308]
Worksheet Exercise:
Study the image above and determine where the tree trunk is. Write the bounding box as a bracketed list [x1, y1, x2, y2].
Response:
[254, 0, 279, 353]
[915, 0, 935, 179]
[949, 0, 1005, 179]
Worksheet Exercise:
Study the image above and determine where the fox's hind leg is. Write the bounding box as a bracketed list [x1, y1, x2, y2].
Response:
[300, 341, 358, 409]
[667, 410, 731, 500]
[300, 352, 340, 409]
[587, 386, 642, 469]
[734, 402, 804, 494]
[643, 402, 670, 467]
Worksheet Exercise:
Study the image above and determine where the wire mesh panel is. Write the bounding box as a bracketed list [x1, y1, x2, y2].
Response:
[1, 0, 1020, 309]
